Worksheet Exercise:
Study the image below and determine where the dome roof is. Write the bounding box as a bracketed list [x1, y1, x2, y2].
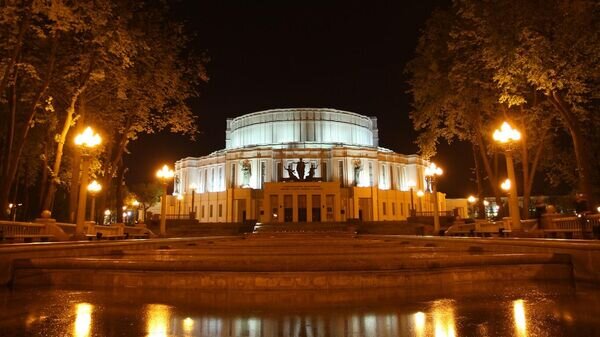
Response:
[225, 108, 378, 149]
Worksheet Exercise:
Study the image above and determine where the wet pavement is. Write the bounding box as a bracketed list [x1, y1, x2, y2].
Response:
[1, 281, 599, 336]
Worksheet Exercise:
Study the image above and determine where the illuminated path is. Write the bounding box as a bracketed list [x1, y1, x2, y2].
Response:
[2, 234, 585, 289]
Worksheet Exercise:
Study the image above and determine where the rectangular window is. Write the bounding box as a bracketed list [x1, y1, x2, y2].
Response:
[321, 162, 327, 181]
[260, 161, 266, 188]
[218, 204, 223, 217]
[211, 168, 215, 192]
[382, 164, 387, 188]
[338, 160, 344, 187]
[368, 162, 373, 186]
[209, 204, 213, 218]
[400, 202, 404, 216]
[392, 202, 396, 216]
[202, 205, 205, 218]
[382, 202, 387, 216]
[218, 166, 223, 191]
[270, 195, 279, 222]
[231, 163, 236, 188]
[276, 162, 282, 182]
[397, 167, 402, 190]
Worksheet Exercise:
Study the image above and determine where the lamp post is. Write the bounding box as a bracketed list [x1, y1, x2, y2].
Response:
[494, 122, 521, 230]
[189, 183, 198, 219]
[156, 164, 174, 236]
[408, 181, 416, 216]
[417, 190, 424, 212]
[424, 162, 443, 234]
[87, 180, 102, 223]
[176, 194, 183, 219]
[467, 195, 477, 218]
[131, 200, 139, 223]
[74, 127, 101, 239]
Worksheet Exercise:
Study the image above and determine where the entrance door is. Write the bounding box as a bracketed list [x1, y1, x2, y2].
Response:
[312, 195, 321, 222]
[298, 195, 307, 222]
[358, 198, 372, 221]
[284, 195, 293, 222]
[236, 199, 246, 222]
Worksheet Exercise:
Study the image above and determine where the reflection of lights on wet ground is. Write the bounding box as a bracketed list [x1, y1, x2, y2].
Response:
[513, 299, 527, 337]
[146, 304, 171, 337]
[74, 303, 93, 337]
[413, 312, 426, 337]
[432, 300, 456, 337]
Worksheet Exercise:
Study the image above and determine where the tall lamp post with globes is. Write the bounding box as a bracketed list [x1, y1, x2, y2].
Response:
[87, 180, 102, 224]
[493, 122, 521, 230]
[156, 165, 174, 236]
[424, 162, 443, 234]
[74, 127, 101, 239]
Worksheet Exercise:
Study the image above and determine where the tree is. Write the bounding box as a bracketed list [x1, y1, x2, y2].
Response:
[130, 183, 162, 223]
[407, 0, 599, 213]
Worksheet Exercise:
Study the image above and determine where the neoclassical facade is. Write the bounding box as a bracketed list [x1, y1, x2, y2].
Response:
[172, 108, 445, 223]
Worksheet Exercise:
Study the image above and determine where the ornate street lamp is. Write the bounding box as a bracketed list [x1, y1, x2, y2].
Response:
[87, 180, 102, 223]
[74, 127, 101, 239]
[407, 180, 416, 216]
[424, 162, 443, 234]
[156, 164, 174, 236]
[189, 183, 198, 219]
[494, 122, 521, 230]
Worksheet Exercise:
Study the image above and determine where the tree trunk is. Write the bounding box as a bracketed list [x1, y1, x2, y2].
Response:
[40, 56, 95, 214]
[475, 131, 503, 207]
[548, 91, 595, 209]
[115, 163, 125, 223]
[0, 0, 33, 100]
[0, 37, 58, 218]
[67, 97, 86, 223]
[472, 144, 485, 219]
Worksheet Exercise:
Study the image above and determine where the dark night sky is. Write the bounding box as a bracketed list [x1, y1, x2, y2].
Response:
[125, 0, 474, 198]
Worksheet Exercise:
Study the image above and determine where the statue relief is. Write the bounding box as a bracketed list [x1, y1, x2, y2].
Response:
[352, 159, 362, 186]
[241, 159, 251, 186]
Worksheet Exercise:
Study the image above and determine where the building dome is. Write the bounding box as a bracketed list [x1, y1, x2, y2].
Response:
[225, 108, 379, 149]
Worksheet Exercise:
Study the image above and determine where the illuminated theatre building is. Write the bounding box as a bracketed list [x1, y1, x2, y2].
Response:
[173, 108, 446, 223]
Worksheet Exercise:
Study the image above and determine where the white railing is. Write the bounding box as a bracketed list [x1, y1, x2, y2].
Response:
[0, 221, 47, 239]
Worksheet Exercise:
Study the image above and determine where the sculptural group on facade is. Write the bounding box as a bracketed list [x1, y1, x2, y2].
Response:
[285, 158, 319, 182]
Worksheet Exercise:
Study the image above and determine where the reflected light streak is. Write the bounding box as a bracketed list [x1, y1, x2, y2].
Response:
[513, 299, 527, 337]
[432, 300, 456, 337]
[146, 304, 171, 337]
[73, 303, 93, 337]
[413, 311, 426, 337]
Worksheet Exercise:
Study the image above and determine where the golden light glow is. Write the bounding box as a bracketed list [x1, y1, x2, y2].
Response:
[432, 300, 456, 337]
[132, 200, 140, 207]
[501, 179, 511, 191]
[183, 317, 194, 334]
[413, 312, 426, 337]
[73, 303, 93, 337]
[417, 190, 425, 197]
[493, 122, 521, 144]
[146, 304, 171, 337]
[176, 194, 183, 200]
[467, 195, 477, 203]
[597, 206, 600, 213]
[74, 127, 101, 148]
[483, 200, 490, 206]
[424, 162, 443, 177]
[513, 299, 527, 337]
[156, 165, 175, 180]
[87, 180, 102, 193]
[104, 209, 111, 216]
